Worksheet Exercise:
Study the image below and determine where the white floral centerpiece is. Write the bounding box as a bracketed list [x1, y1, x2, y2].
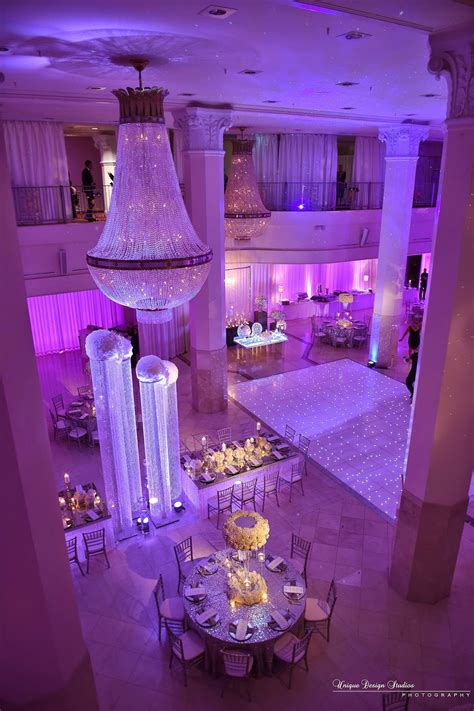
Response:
[271, 309, 285, 321]
[223, 511, 270, 551]
[255, 294, 268, 311]
[338, 292, 354, 304]
[227, 568, 268, 606]
[212, 450, 226, 473]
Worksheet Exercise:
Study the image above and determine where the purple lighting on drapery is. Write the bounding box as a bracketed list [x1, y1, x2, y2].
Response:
[27, 290, 127, 356]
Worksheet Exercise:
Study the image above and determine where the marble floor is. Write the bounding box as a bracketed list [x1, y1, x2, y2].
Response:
[37, 316, 474, 711]
[230, 359, 410, 521]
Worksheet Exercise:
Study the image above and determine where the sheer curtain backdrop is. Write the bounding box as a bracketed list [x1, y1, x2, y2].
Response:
[3, 120, 71, 221]
[277, 134, 338, 210]
[137, 303, 189, 359]
[352, 136, 385, 208]
[253, 134, 279, 209]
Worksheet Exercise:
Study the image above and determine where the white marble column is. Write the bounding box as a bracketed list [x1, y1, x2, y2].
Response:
[86, 330, 142, 536]
[173, 107, 233, 412]
[93, 133, 116, 212]
[369, 125, 428, 368]
[136, 355, 181, 519]
[390, 23, 474, 602]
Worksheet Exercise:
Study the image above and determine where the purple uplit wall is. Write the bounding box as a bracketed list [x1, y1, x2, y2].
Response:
[27, 289, 126, 356]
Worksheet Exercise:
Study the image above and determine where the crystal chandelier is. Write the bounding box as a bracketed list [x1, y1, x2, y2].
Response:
[87, 59, 212, 324]
[224, 130, 271, 241]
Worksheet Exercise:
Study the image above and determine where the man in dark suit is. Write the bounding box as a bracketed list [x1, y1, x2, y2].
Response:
[419, 268, 429, 300]
[81, 160, 96, 222]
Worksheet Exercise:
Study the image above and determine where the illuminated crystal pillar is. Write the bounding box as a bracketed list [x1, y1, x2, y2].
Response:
[369, 125, 428, 367]
[85, 330, 142, 535]
[136, 356, 181, 519]
[173, 107, 233, 412]
[390, 24, 474, 603]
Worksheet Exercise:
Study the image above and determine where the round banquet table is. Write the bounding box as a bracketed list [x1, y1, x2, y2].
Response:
[183, 548, 306, 676]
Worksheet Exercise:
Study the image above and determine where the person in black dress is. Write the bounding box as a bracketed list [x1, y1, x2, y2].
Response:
[419, 268, 428, 300]
[399, 318, 421, 359]
[81, 160, 96, 222]
[405, 350, 418, 401]
[336, 164, 346, 205]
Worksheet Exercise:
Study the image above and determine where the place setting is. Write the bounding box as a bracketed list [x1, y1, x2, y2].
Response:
[265, 554, 288, 573]
[198, 556, 219, 576]
[228, 618, 255, 642]
[183, 582, 207, 603]
[268, 608, 294, 632]
[282, 578, 305, 602]
[195, 606, 220, 628]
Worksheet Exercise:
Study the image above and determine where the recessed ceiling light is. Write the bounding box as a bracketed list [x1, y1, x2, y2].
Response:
[199, 4, 236, 19]
[239, 69, 263, 75]
[341, 106, 355, 110]
[178, 92, 196, 97]
[87, 86, 106, 91]
[337, 30, 372, 40]
[420, 93, 440, 98]
[91, 127, 99, 130]
[336, 81, 359, 87]
[263, 100, 279, 103]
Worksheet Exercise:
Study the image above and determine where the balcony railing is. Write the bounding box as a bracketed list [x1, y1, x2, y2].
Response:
[257, 181, 385, 211]
[12, 177, 439, 226]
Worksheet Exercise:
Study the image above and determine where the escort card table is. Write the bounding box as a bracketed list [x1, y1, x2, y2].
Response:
[181, 449, 301, 519]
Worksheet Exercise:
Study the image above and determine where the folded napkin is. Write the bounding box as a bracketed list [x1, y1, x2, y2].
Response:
[250, 457, 259, 466]
[79, 413, 88, 420]
[232, 441, 241, 448]
[184, 585, 205, 597]
[267, 434, 279, 442]
[226, 465, 238, 475]
[276, 443, 289, 451]
[235, 619, 248, 640]
[200, 561, 215, 573]
[273, 451, 284, 460]
[71, 401, 82, 406]
[271, 610, 289, 630]
[86, 510, 100, 521]
[183, 454, 192, 463]
[197, 607, 217, 625]
[284, 584, 304, 595]
[68, 409, 82, 415]
[268, 556, 284, 571]
[201, 472, 213, 482]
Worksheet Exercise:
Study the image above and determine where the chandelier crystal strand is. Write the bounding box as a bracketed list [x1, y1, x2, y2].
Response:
[224, 135, 271, 241]
[87, 73, 212, 324]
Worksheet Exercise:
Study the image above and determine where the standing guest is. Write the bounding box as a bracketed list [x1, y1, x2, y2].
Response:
[419, 267, 429, 300]
[81, 160, 96, 222]
[336, 164, 346, 205]
[399, 318, 421, 359]
[405, 350, 419, 402]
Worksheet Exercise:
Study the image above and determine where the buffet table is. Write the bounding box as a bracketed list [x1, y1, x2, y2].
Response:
[183, 548, 306, 676]
[281, 292, 375, 321]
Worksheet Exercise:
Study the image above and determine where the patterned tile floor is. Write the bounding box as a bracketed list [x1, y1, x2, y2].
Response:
[229, 359, 410, 520]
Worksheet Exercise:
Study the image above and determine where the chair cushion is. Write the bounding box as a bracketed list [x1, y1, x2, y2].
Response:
[174, 630, 205, 661]
[56, 420, 68, 430]
[179, 559, 196, 577]
[280, 470, 302, 483]
[273, 632, 304, 663]
[159, 596, 185, 620]
[224, 654, 254, 678]
[289, 557, 305, 575]
[305, 597, 330, 622]
[70, 427, 87, 438]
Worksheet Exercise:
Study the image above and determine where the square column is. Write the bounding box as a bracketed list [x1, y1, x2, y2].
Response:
[369, 125, 428, 367]
[173, 108, 233, 413]
[390, 24, 474, 602]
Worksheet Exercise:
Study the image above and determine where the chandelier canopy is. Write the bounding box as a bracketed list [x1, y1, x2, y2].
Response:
[224, 134, 271, 241]
[87, 60, 212, 324]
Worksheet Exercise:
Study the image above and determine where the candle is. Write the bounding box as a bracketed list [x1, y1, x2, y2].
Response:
[64, 473, 70, 485]
[262, 592, 268, 603]
[201, 436, 206, 449]
[256, 421, 261, 433]
[257, 551, 265, 563]
[230, 599, 235, 610]
[58, 497, 66, 508]
[221, 442, 226, 452]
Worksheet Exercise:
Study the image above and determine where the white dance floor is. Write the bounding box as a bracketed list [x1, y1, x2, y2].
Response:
[229, 359, 411, 520]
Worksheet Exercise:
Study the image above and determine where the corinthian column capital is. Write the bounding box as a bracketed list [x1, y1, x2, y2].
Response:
[378, 125, 429, 158]
[172, 107, 233, 151]
[428, 23, 474, 120]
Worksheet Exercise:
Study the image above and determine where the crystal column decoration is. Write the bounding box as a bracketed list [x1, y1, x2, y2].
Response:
[85, 330, 142, 535]
[87, 83, 212, 324]
[136, 355, 181, 519]
[224, 136, 271, 241]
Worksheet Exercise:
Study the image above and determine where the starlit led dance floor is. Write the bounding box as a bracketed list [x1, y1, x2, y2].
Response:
[229, 359, 411, 520]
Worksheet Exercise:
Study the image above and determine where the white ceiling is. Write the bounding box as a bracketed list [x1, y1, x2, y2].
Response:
[1, 0, 472, 134]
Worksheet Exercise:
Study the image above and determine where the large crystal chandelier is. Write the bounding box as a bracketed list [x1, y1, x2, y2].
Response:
[224, 130, 271, 241]
[87, 59, 212, 324]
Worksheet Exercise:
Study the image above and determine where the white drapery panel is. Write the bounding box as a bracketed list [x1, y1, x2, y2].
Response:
[224, 260, 378, 318]
[352, 136, 385, 208]
[3, 120, 71, 220]
[277, 134, 338, 210]
[253, 134, 279, 209]
[225, 266, 252, 320]
[137, 304, 189, 359]
[27, 290, 127, 356]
